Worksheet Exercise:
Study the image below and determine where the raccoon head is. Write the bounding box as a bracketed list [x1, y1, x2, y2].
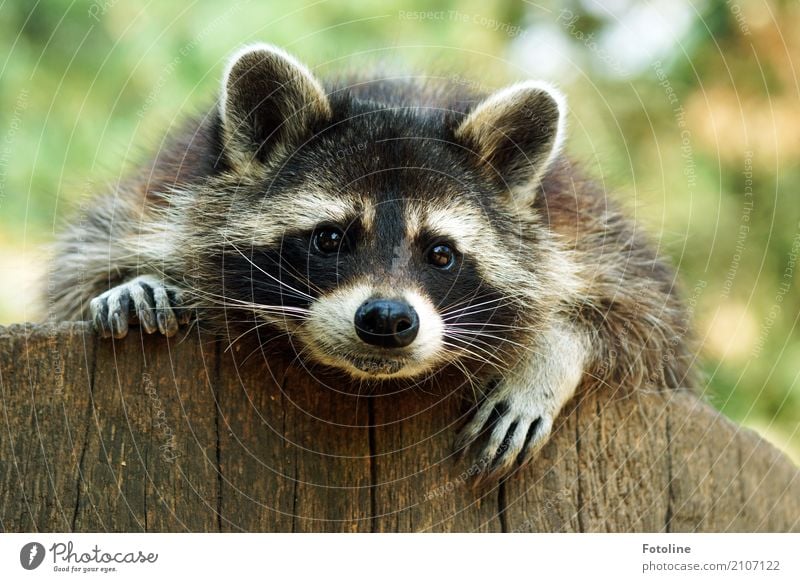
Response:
[208, 44, 568, 381]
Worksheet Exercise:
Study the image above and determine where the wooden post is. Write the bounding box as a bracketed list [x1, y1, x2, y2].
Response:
[1, 323, 797, 532]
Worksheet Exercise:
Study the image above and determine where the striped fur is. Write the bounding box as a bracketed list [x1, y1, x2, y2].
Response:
[46, 45, 697, 481]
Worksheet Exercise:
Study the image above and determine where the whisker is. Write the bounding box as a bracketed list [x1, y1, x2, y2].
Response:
[444, 322, 535, 330]
[451, 358, 488, 402]
[183, 285, 311, 315]
[435, 289, 502, 313]
[445, 334, 518, 361]
[442, 303, 514, 322]
[224, 319, 296, 353]
[440, 296, 507, 317]
[277, 230, 327, 296]
[441, 340, 506, 368]
[445, 329, 534, 352]
[224, 237, 316, 301]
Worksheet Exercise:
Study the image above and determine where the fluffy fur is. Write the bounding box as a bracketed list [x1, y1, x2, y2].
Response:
[47, 44, 697, 482]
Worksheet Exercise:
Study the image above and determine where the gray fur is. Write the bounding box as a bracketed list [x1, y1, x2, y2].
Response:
[45, 45, 697, 483]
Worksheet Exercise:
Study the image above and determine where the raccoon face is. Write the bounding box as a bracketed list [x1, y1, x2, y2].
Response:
[212, 44, 566, 380]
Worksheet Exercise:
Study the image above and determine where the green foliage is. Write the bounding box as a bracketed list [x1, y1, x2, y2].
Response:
[0, 0, 797, 459]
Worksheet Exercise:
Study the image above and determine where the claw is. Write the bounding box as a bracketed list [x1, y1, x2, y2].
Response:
[516, 416, 552, 468]
[476, 415, 517, 468]
[89, 276, 188, 339]
[111, 312, 126, 339]
[455, 377, 559, 484]
[134, 281, 158, 334]
[107, 288, 130, 339]
[153, 285, 178, 337]
[454, 400, 506, 453]
[90, 296, 111, 338]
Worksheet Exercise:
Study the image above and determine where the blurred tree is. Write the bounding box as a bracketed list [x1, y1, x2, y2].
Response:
[0, 0, 796, 460]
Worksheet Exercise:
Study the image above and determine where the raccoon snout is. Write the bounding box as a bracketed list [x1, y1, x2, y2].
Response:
[354, 299, 419, 349]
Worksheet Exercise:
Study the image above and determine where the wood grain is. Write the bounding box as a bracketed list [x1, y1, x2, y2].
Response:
[1, 323, 797, 532]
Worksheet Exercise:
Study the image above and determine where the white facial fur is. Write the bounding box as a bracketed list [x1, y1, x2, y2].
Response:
[297, 281, 445, 380]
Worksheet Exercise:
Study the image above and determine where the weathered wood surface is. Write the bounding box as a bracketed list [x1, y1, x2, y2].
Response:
[0, 322, 797, 532]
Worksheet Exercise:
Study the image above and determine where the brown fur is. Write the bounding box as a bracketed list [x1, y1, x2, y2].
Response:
[45, 45, 698, 481]
[539, 158, 697, 394]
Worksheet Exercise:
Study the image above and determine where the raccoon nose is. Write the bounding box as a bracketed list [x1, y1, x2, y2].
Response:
[354, 299, 419, 348]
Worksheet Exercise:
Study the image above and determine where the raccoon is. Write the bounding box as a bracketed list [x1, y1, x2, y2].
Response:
[48, 44, 696, 482]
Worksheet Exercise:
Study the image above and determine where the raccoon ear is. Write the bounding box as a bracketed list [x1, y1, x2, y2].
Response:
[220, 44, 332, 169]
[454, 81, 566, 203]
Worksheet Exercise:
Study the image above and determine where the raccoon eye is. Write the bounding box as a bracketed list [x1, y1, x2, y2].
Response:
[427, 243, 456, 269]
[313, 227, 346, 254]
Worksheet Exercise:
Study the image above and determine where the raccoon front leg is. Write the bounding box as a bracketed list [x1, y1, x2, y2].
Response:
[455, 323, 588, 482]
[89, 275, 189, 339]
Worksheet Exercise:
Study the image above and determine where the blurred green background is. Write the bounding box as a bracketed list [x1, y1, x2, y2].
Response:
[0, 0, 797, 461]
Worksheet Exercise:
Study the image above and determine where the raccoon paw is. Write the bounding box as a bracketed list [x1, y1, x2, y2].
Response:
[454, 379, 556, 483]
[89, 275, 189, 339]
